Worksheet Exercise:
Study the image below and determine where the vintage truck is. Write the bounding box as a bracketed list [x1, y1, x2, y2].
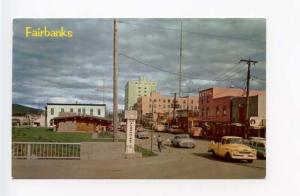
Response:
[208, 136, 257, 162]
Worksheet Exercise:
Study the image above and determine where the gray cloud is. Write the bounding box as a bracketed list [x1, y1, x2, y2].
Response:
[13, 18, 266, 111]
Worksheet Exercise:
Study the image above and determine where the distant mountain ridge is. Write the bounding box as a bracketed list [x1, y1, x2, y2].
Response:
[12, 104, 44, 115]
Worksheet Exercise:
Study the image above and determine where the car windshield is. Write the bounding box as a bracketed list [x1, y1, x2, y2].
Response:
[227, 138, 242, 144]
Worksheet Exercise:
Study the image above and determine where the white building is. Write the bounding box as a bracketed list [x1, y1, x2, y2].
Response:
[45, 103, 106, 127]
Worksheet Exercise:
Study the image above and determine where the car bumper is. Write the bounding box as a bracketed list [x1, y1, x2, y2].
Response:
[179, 143, 195, 148]
[231, 154, 257, 160]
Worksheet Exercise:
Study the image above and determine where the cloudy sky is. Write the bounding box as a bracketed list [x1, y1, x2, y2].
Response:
[13, 18, 266, 111]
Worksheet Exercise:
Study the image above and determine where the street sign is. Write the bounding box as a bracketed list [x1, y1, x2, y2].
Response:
[125, 110, 137, 120]
[125, 119, 136, 154]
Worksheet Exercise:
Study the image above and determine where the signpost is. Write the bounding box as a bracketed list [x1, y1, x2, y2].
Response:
[124, 110, 138, 158]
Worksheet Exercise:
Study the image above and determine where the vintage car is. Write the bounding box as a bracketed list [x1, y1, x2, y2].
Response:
[171, 134, 195, 148]
[168, 125, 185, 134]
[136, 124, 144, 132]
[208, 136, 257, 162]
[245, 139, 266, 159]
[248, 137, 265, 141]
[135, 131, 149, 139]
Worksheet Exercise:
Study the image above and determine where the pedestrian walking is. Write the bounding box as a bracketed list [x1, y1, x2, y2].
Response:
[157, 135, 163, 152]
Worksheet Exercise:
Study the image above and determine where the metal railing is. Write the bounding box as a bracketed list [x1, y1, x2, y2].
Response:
[12, 142, 80, 159]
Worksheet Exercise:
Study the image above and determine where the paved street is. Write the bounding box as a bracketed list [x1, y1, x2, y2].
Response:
[12, 130, 266, 179]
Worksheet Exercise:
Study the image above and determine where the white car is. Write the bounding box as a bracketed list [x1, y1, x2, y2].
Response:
[171, 134, 195, 148]
[136, 131, 149, 139]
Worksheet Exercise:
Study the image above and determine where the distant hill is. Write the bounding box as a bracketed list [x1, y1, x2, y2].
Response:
[12, 104, 44, 116]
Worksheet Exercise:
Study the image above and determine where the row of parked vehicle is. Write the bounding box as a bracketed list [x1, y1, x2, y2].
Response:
[123, 123, 266, 162]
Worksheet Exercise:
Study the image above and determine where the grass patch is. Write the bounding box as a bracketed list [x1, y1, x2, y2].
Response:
[135, 145, 157, 157]
[12, 127, 113, 143]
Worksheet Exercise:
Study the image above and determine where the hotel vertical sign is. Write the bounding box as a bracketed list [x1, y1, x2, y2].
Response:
[124, 110, 137, 154]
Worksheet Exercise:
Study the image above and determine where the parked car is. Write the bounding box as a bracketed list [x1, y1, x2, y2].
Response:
[245, 139, 266, 159]
[171, 134, 195, 148]
[168, 125, 185, 134]
[208, 136, 257, 162]
[248, 137, 265, 141]
[136, 124, 144, 132]
[136, 131, 149, 139]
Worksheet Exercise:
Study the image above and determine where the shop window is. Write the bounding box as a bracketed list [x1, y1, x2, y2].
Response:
[51, 108, 54, 115]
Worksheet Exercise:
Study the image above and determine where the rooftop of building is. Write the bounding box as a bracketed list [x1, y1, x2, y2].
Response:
[199, 87, 265, 99]
[47, 103, 106, 106]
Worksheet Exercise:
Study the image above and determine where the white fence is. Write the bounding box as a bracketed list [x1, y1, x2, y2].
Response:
[12, 142, 80, 159]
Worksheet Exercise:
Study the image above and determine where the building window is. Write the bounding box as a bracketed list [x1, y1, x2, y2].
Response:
[51, 108, 54, 115]
[206, 107, 209, 117]
[149, 104, 152, 108]
[216, 106, 220, 116]
[154, 99, 156, 102]
[223, 106, 227, 116]
[70, 108, 73, 112]
[83, 108, 86, 114]
[191, 100, 193, 104]
[78, 108, 81, 114]
[207, 96, 210, 103]
[168, 99, 170, 103]
[90, 108, 93, 115]
[61, 108, 64, 113]
[98, 109, 101, 115]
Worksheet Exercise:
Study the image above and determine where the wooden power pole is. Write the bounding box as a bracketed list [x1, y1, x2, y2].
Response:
[179, 21, 183, 97]
[113, 19, 119, 142]
[240, 59, 258, 138]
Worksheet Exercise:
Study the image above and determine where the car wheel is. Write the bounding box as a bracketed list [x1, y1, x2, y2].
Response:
[212, 150, 216, 156]
[225, 153, 232, 162]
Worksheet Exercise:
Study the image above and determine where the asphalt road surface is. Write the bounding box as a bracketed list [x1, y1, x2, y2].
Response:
[12, 130, 266, 179]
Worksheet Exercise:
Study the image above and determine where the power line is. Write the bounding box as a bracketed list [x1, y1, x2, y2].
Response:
[119, 20, 265, 44]
[251, 75, 266, 82]
[119, 53, 244, 83]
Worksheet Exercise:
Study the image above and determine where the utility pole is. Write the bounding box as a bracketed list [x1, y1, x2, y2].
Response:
[151, 98, 154, 152]
[172, 93, 177, 125]
[113, 19, 119, 142]
[179, 21, 183, 97]
[102, 79, 105, 104]
[240, 59, 258, 138]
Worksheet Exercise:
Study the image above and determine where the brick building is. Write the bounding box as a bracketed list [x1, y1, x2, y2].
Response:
[136, 92, 199, 125]
[198, 87, 265, 138]
[199, 87, 265, 123]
